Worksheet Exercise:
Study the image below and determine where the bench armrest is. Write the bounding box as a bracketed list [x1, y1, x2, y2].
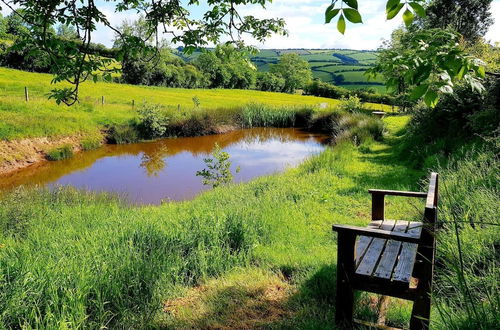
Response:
[369, 189, 427, 198]
[332, 224, 421, 244]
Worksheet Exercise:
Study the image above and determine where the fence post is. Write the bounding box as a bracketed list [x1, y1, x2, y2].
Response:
[132, 99, 135, 108]
[24, 87, 29, 102]
[177, 104, 180, 111]
[101, 96, 105, 105]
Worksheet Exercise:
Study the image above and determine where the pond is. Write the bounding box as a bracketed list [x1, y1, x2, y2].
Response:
[0, 128, 328, 204]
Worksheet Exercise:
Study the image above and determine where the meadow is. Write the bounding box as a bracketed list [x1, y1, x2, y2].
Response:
[0, 116, 422, 328]
[0, 67, 390, 141]
[1, 113, 496, 328]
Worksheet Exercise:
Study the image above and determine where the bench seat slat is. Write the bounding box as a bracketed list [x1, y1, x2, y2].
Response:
[355, 220, 383, 267]
[355, 220, 396, 276]
[373, 220, 409, 279]
[392, 222, 423, 283]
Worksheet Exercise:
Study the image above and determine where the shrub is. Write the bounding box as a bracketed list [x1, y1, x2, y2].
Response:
[107, 125, 139, 144]
[46, 144, 74, 161]
[256, 72, 286, 92]
[196, 143, 240, 188]
[338, 95, 363, 113]
[304, 80, 396, 105]
[137, 103, 170, 139]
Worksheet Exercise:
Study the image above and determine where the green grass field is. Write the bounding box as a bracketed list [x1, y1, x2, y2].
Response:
[252, 49, 381, 89]
[1, 67, 365, 141]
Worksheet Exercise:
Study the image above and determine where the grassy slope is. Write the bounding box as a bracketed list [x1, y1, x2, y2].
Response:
[2, 67, 383, 141]
[0, 115, 426, 328]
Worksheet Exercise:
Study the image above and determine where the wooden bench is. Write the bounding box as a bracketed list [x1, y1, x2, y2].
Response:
[332, 173, 438, 329]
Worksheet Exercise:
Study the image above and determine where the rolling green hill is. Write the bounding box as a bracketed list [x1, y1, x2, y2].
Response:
[176, 48, 384, 92]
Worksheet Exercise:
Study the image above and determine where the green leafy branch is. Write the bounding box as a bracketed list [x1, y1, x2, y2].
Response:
[325, 0, 426, 34]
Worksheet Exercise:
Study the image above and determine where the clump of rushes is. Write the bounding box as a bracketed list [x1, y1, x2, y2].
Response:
[46, 144, 74, 161]
[240, 103, 298, 128]
[81, 137, 102, 151]
[107, 125, 139, 144]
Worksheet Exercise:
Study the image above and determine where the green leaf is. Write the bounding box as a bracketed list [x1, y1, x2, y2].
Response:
[439, 85, 453, 94]
[424, 90, 439, 108]
[457, 65, 467, 80]
[386, 0, 400, 12]
[413, 65, 432, 84]
[402, 9, 415, 27]
[325, 6, 340, 24]
[343, 8, 363, 23]
[343, 0, 358, 10]
[409, 2, 426, 17]
[477, 66, 486, 78]
[410, 84, 428, 100]
[337, 14, 346, 34]
[387, 3, 404, 19]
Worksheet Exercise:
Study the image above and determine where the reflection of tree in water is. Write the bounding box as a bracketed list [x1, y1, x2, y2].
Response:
[140, 145, 170, 177]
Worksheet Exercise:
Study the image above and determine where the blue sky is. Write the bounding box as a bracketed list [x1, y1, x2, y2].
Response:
[3, 0, 500, 50]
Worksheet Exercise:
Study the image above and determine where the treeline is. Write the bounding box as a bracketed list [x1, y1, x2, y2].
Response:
[119, 44, 313, 93]
[304, 80, 395, 105]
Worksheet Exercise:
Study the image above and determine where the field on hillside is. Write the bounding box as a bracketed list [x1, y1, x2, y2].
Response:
[249, 49, 381, 90]
[175, 48, 383, 91]
[0, 68, 390, 141]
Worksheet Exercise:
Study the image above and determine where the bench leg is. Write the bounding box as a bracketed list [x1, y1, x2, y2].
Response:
[335, 233, 355, 328]
[335, 270, 354, 328]
[410, 291, 431, 330]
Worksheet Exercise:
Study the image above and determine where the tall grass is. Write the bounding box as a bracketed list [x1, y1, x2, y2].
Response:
[0, 188, 267, 328]
[240, 103, 298, 128]
[432, 147, 499, 329]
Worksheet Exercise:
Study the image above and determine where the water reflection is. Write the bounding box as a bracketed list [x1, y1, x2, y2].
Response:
[0, 128, 328, 204]
[140, 145, 169, 177]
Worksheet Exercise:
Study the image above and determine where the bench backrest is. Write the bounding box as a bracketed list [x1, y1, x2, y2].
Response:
[423, 172, 439, 225]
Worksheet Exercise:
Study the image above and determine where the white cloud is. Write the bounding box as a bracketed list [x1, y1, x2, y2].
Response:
[485, 1, 500, 44]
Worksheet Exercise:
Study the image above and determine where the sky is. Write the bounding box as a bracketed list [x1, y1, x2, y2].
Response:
[2, 0, 500, 50]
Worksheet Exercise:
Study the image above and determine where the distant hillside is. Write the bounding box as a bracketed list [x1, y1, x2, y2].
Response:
[176, 48, 385, 93]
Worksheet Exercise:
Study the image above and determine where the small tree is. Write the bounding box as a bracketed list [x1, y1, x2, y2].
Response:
[137, 103, 169, 139]
[270, 53, 312, 93]
[196, 144, 240, 188]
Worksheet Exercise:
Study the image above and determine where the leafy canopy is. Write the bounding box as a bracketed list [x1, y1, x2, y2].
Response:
[1, 0, 488, 107]
[324, 1, 488, 107]
[367, 29, 486, 107]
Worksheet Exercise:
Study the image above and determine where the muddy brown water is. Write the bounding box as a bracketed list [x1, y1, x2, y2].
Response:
[0, 128, 328, 204]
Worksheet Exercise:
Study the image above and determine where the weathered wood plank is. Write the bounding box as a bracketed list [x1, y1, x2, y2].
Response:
[332, 224, 420, 244]
[373, 220, 409, 279]
[355, 220, 396, 276]
[369, 189, 428, 198]
[392, 222, 422, 283]
[355, 220, 383, 267]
